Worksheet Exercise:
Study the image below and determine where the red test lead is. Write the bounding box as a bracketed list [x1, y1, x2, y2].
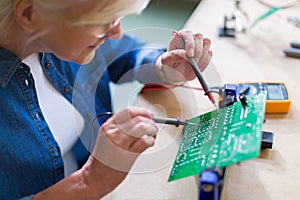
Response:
[175, 32, 217, 108]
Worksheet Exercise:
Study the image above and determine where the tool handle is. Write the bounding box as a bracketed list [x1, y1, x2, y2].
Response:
[176, 33, 216, 106]
[187, 57, 210, 94]
[283, 48, 300, 58]
[153, 117, 188, 126]
[291, 41, 300, 49]
[178, 37, 210, 94]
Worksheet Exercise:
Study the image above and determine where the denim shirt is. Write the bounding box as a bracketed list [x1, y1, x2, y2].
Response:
[0, 35, 163, 199]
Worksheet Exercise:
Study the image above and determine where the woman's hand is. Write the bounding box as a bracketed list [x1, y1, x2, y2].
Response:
[83, 106, 158, 197]
[95, 106, 157, 154]
[156, 29, 213, 84]
[33, 107, 158, 199]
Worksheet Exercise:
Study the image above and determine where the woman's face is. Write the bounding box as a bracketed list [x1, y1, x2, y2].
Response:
[34, 0, 123, 64]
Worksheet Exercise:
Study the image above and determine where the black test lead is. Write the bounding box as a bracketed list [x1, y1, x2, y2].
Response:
[152, 117, 199, 127]
[175, 32, 217, 109]
[92, 112, 199, 127]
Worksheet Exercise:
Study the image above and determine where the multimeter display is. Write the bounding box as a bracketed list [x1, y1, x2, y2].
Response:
[235, 82, 291, 113]
[265, 84, 288, 100]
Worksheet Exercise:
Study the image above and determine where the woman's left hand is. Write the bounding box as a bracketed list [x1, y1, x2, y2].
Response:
[156, 29, 213, 84]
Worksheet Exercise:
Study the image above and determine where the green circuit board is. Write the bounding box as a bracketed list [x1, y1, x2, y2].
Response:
[168, 92, 267, 182]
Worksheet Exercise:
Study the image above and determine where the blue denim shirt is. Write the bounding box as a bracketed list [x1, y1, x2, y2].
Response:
[0, 35, 163, 199]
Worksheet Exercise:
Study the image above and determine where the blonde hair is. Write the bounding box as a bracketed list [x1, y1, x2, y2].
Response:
[0, 0, 14, 41]
[71, 0, 151, 25]
[0, 0, 150, 38]
[32, 0, 150, 25]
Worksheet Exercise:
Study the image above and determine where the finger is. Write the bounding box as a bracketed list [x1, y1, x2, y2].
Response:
[193, 33, 204, 63]
[129, 119, 158, 138]
[113, 106, 154, 124]
[100, 122, 132, 150]
[101, 121, 157, 152]
[161, 49, 187, 67]
[130, 136, 156, 153]
[93, 127, 140, 172]
[199, 50, 213, 71]
[160, 49, 191, 82]
[177, 30, 195, 57]
[198, 38, 211, 67]
[116, 116, 158, 139]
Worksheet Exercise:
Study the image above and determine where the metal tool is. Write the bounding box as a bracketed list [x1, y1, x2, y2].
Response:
[153, 117, 199, 127]
[176, 33, 217, 108]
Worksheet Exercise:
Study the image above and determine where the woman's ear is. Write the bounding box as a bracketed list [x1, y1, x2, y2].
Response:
[13, 0, 38, 33]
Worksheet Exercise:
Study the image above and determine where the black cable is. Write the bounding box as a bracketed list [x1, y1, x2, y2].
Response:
[88, 112, 113, 156]
[87, 112, 204, 156]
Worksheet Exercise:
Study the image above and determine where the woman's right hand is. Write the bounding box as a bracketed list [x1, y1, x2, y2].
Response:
[33, 107, 158, 200]
[85, 106, 158, 196]
[93, 106, 158, 167]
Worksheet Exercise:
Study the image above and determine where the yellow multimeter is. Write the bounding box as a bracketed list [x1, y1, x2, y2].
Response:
[234, 82, 291, 114]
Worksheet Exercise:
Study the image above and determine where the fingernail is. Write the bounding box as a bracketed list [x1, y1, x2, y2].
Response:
[189, 49, 194, 57]
[172, 30, 181, 38]
[149, 112, 155, 118]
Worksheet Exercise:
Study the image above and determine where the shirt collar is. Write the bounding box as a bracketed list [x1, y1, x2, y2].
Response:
[0, 48, 22, 88]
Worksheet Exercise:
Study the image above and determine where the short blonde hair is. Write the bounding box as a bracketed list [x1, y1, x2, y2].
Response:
[32, 0, 150, 25]
[0, 0, 150, 36]
[0, 0, 14, 39]
[72, 0, 151, 26]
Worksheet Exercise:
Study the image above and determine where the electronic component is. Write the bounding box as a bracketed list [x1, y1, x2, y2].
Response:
[219, 84, 238, 108]
[239, 94, 248, 108]
[234, 82, 291, 113]
[224, 84, 238, 98]
[261, 131, 274, 149]
[199, 170, 219, 200]
[199, 167, 227, 200]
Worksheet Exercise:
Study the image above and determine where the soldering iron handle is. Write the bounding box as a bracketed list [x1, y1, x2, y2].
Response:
[152, 117, 185, 127]
[153, 117, 177, 124]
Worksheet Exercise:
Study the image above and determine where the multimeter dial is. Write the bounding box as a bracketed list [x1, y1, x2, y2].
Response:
[235, 82, 290, 113]
[237, 83, 289, 101]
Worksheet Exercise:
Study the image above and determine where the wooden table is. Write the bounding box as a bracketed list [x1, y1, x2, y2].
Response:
[103, 0, 300, 199]
[185, 0, 300, 199]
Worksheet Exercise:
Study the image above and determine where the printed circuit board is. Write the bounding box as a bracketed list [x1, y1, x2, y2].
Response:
[168, 92, 266, 182]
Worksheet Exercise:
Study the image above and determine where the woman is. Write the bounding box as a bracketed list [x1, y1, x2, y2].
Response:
[0, 0, 212, 199]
